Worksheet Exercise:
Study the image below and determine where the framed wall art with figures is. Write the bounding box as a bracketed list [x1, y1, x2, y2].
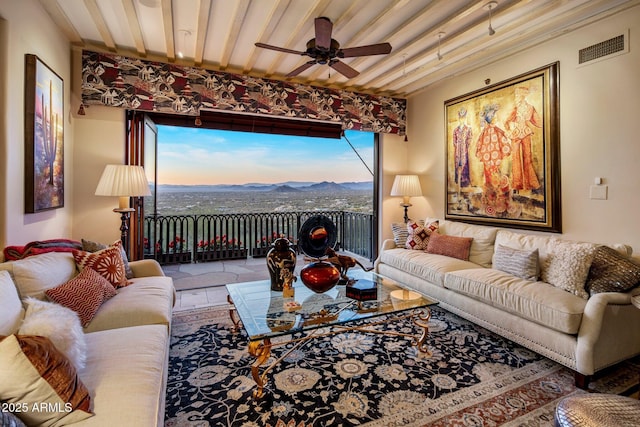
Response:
[444, 62, 561, 232]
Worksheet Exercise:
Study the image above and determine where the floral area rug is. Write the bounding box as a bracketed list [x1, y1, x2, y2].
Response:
[165, 305, 639, 427]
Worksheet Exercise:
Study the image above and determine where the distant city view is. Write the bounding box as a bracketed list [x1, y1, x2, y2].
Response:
[149, 181, 373, 216]
[148, 127, 375, 216]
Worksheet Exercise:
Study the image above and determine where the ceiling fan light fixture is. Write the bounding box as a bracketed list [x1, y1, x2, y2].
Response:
[485, 2, 498, 36]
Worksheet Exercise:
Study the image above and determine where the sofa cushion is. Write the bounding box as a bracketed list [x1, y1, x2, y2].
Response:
[73, 242, 129, 288]
[0, 271, 23, 335]
[492, 244, 539, 281]
[0, 334, 93, 426]
[439, 221, 498, 267]
[78, 325, 168, 427]
[494, 230, 558, 265]
[9, 252, 77, 300]
[45, 267, 117, 327]
[19, 298, 87, 371]
[586, 245, 640, 296]
[83, 276, 175, 333]
[405, 220, 438, 250]
[541, 240, 595, 299]
[378, 248, 481, 288]
[444, 268, 587, 334]
[426, 231, 473, 260]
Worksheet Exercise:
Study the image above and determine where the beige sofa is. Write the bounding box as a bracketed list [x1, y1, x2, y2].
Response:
[375, 219, 640, 387]
[0, 251, 175, 426]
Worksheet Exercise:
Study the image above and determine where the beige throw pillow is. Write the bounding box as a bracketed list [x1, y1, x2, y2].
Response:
[0, 335, 93, 426]
[541, 240, 595, 299]
[492, 245, 540, 281]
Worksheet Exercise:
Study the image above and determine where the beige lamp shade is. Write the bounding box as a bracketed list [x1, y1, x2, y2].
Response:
[95, 165, 151, 209]
[390, 175, 422, 205]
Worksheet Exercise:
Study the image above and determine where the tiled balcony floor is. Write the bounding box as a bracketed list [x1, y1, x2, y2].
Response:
[164, 253, 373, 312]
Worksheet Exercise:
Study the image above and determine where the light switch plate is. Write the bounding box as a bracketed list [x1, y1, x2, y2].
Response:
[590, 185, 608, 200]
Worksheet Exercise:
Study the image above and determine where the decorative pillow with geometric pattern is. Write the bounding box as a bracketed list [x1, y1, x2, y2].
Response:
[45, 267, 117, 327]
[81, 238, 134, 279]
[405, 220, 439, 250]
[73, 240, 128, 288]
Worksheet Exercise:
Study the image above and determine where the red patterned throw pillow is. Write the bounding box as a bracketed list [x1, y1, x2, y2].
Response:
[405, 220, 439, 250]
[45, 267, 117, 327]
[426, 231, 473, 261]
[73, 241, 128, 288]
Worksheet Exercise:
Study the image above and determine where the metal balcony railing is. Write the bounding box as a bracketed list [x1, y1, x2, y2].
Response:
[143, 210, 374, 265]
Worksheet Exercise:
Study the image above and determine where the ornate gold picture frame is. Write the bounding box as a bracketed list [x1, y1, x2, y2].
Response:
[444, 62, 560, 232]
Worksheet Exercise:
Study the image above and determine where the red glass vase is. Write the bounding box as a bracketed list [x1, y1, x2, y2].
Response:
[300, 261, 341, 293]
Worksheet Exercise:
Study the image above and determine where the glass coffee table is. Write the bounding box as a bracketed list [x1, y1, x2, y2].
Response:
[226, 269, 438, 398]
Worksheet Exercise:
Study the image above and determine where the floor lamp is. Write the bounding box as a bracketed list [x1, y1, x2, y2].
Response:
[390, 175, 422, 223]
[95, 165, 151, 256]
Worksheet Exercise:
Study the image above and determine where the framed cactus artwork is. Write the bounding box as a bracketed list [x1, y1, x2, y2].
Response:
[25, 54, 64, 213]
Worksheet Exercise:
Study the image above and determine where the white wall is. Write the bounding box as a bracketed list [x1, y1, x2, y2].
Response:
[398, 4, 640, 251]
[0, 0, 73, 251]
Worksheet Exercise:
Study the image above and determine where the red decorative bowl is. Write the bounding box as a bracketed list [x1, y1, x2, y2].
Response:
[300, 261, 341, 293]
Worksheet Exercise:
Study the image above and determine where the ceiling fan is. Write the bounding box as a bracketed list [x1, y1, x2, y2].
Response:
[255, 17, 392, 79]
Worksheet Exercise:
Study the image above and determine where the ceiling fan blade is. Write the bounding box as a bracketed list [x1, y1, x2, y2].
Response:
[330, 60, 359, 79]
[255, 42, 304, 56]
[339, 42, 392, 58]
[286, 61, 316, 77]
[315, 17, 333, 50]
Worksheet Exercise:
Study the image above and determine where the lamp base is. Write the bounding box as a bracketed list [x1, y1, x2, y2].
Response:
[113, 208, 135, 255]
[400, 203, 412, 223]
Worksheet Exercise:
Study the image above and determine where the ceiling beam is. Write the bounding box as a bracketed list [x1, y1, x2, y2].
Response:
[243, 0, 292, 74]
[219, 0, 250, 70]
[83, 0, 116, 52]
[122, 0, 147, 57]
[194, 0, 212, 66]
[38, 0, 83, 44]
[161, 0, 175, 61]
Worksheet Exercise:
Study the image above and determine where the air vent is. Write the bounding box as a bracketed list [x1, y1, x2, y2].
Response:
[579, 33, 626, 64]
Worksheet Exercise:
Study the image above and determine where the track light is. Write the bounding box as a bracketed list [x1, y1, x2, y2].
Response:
[77, 103, 86, 115]
[485, 2, 497, 36]
[437, 32, 445, 60]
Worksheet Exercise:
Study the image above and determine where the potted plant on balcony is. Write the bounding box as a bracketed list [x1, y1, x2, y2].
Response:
[195, 235, 248, 262]
[156, 236, 192, 264]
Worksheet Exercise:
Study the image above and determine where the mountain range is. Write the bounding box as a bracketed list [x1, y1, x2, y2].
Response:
[155, 181, 372, 193]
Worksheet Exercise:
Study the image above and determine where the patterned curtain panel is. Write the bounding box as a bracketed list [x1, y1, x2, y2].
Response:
[81, 50, 406, 135]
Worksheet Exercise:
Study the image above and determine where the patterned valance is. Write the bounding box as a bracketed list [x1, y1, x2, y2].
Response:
[81, 50, 406, 135]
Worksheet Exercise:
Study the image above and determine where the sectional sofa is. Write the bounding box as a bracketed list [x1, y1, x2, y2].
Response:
[0, 248, 175, 426]
[375, 219, 640, 387]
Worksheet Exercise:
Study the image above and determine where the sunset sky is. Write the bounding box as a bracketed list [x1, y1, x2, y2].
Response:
[156, 126, 374, 185]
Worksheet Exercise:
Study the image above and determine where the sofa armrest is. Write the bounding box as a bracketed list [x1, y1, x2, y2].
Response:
[576, 291, 639, 374]
[129, 259, 165, 278]
[380, 239, 398, 251]
[374, 239, 398, 272]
